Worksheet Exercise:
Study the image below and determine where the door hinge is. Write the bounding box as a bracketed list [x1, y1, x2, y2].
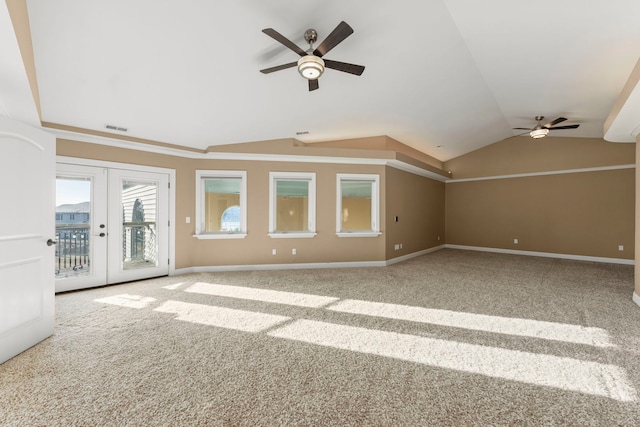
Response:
[168, 182, 171, 189]
[168, 220, 170, 227]
[168, 258, 170, 265]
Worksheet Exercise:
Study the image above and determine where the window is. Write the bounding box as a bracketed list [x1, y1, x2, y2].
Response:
[269, 172, 316, 238]
[336, 174, 381, 237]
[195, 170, 247, 239]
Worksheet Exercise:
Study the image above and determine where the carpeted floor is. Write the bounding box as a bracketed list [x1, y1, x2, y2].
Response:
[1, 249, 640, 426]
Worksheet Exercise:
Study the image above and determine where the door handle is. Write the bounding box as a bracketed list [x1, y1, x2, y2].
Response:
[47, 239, 57, 246]
[98, 233, 106, 237]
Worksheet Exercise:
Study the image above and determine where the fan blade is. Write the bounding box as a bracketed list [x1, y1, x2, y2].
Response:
[512, 128, 532, 131]
[260, 62, 297, 74]
[313, 21, 354, 57]
[262, 28, 307, 57]
[324, 59, 365, 76]
[549, 124, 580, 130]
[544, 117, 567, 128]
[309, 79, 319, 91]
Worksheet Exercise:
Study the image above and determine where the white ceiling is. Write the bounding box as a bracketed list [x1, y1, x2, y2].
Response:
[24, 0, 640, 161]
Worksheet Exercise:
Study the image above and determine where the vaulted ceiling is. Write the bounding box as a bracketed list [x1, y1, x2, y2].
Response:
[18, 1, 640, 160]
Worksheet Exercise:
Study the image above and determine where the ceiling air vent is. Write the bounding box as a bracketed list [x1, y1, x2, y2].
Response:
[105, 124, 128, 132]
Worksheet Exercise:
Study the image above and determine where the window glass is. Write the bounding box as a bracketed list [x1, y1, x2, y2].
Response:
[275, 179, 309, 232]
[204, 178, 241, 232]
[269, 172, 316, 236]
[195, 171, 247, 238]
[337, 174, 379, 235]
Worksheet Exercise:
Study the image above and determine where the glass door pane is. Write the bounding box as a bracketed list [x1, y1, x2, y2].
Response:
[55, 177, 92, 278]
[121, 179, 158, 271]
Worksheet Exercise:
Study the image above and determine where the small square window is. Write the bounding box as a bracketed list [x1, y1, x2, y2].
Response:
[195, 170, 247, 239]
[336, 174, 381, 237]
[269, 172, 316, 238]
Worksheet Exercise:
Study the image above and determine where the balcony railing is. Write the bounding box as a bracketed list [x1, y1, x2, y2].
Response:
[55, 225, 90, 277]
[55, 222, 158, 277]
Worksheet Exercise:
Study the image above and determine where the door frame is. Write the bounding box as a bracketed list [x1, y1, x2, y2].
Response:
[56, 156, 176, 281]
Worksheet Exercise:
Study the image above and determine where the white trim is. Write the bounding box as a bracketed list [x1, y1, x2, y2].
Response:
[386, 159, 449, 182]
[268, 232, 317, 239]
[55, 156, 177, 276]
[633, 291, 640, 308]
[195, 170, 247, 236]
[193, 233, 247, 240]
[445, 244, 635, 265]
[170, 246, 446, 274]
[269, 172, 316, 234]
[50, 128, 449, 182]
[336, 232, 382, 238]
[446, 164, 635, 183]
[173, 260, 387, 274]
[386, 245, 445, 265]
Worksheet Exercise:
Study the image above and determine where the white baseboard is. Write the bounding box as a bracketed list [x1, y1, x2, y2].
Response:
[171, 245, 447, 275]
[386, 245, 446, 266]
[445, 244, 635, 265]
[173, 260, 386, 275]
[633, 292, 640, 308]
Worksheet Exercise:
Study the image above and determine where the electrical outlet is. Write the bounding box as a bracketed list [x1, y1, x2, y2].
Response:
[185, 216, 191, 224]
[272, 249, 277, 255]
[399, 243, 403, 249]
[514, 239, 518, 244]
[394, 244, 400, 250]
[618, 245, 624, 251]
[292, 248, 297, 255]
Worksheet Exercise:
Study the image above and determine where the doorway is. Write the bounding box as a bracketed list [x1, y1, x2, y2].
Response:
[55, 160, 173, 292]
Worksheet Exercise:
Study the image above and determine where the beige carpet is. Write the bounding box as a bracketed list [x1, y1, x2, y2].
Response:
[2, 249, 640, 426]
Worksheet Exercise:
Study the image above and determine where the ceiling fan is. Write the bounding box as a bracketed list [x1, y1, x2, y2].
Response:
[514, 116, 580, 139]
[260, 21, 365, 91]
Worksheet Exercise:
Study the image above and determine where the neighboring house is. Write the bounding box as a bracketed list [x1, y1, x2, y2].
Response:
[55, 202, 90, 224]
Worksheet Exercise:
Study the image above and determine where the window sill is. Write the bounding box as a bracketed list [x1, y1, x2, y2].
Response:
[336, 232, 382, 238]
[193, 233, 247, 240]
[268, 232, 317, 239]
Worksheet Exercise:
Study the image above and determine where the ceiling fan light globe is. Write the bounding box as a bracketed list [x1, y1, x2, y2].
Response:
[298, 55, 325, 80]
[530, 128, 549, 139]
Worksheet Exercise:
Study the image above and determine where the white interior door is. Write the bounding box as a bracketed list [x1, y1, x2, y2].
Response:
[0, 115, 55, 364]
[55, 163, 170, 291]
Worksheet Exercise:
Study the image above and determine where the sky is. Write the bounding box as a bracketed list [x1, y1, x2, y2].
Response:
[56, 178, 91, 206]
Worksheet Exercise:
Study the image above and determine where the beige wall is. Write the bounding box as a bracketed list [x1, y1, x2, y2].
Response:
[444, 136, 635, 179]
[444, 137, 635, 260]
[385, 167, 445, 258]
[57, 139, 406, 268]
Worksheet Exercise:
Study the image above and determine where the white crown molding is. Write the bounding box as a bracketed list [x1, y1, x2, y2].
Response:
[445, 244, 635, 265]
[48, 127, 450, 182]
[446, 164, 635, 183]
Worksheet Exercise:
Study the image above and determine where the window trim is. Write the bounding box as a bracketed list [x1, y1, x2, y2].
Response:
[336, 173, 381, 238]
[194, 170, 247, 239]
[268, 172, 317, 239]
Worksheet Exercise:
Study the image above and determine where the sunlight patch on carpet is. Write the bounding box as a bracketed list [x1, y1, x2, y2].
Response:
[94, 294, 156, 309]
[185, 282, 339, 308]
[268, 319, 636, 402]
[154, 300, 291, 333]
[327, 299, 613, 347]
[163, 282, 187, 290]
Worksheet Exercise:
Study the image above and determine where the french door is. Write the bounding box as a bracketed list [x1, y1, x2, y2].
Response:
[55, 162, 170, 293]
